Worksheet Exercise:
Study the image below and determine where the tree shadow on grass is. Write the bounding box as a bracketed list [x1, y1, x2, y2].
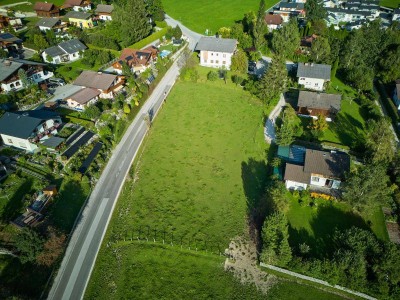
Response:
[241, 158, 268, 241]
[1, 178, 34, 222]
[329, 112, 365, 148]
[289, 203, 368, 259]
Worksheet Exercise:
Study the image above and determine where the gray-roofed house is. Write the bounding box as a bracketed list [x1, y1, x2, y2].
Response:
[393, 79, 400, 110]
[0, 58, 54, 92]
[73, 71, 125, 98]
[284, 148, 350, 191]
[297, 90, 341, 121]
[297, 62, 331, 91]
[95, 4, 113, 21]
[36, 17, 61, 31]
[195, 37, 237, 70]
[0, 110, 62, 152]
[65, 87, 101, 110]
[42, 39, 87, 63]
[64, 11, 93, 28]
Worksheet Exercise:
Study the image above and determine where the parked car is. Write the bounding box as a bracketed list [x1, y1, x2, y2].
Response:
[48, 77, 66, 86]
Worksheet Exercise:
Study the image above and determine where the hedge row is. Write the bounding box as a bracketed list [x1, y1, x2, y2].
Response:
[64, 115, 95, 128]
[128, 26, 171, 50]
[376, 80, 400, 125]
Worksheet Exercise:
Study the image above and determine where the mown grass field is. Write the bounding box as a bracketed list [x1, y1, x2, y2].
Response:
[380, 0, 400, 8]
[163, 0, 280, 34]
[85, 71, 350, 299]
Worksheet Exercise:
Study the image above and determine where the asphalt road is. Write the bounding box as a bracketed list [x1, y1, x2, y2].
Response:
[48, 50, 183, 300]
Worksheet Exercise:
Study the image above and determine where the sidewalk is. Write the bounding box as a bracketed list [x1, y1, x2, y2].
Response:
[264, 94, 286, 143]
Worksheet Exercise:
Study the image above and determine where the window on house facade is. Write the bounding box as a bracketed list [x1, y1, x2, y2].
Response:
[204, 60, 207, 63]
[211, 53, 214, 56]
[216, 60, 219, 64]
[210, 60, 214, 63]
[15, 82, 20, 86]
[222, 61, 226, 64]
[223, 54, 226, 58]
[311, 176, 319, 182]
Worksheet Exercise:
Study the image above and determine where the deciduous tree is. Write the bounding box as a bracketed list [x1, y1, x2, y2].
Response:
[272, 18, 300, 58]
[258, 55, 287, 104]
[365, 118, 395, 165]
[305, 0, 327, 23]
[230, 49, 248, 74]
[310, 36, 331, 64]
[276, 105, 303, 145]
[14, 229, 44, 264]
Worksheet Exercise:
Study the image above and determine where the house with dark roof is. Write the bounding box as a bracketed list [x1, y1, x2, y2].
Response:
[73, 71, 125, 98]
[65, 87, 100, 110]
[264, 14, 283, 31]
[64, 11, 93, 28]
[95, 4, 113, 21]
[64, 0, 91, 11]
[36, 17, 62, 32]
[42, 39, 87, 64]
[34, 2, 60, 18]
[112, 46, 158, 74]
[393, 79, 400, 110]
[284, 149, 350, 191]
[274, 2, 306, 22]
[195, 37, 237, 70]
[297, 90, 341, 121]
[0, 110, 62, 152]
[297, 62, 331, 91]
[0, 58, 54, 92]
[0, 32, 23, 52]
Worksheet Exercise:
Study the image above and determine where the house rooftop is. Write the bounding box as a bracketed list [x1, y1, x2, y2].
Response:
[0, 110, 60, 139]
[65, 11, 92, 20]
[64, 0, 85, 6]
[43, 45, 65, 58]
[95, 4, 113, 14]
[297, 63, 331, 80]
[298, 91, 341, 111]
[67, 87, 100, 104]
[59, 39, 87, 54]
[0, 58, 45, 82]
[264, 14, 283, 25]
[34, 2, 57, 11]
[284, 163, 310, 184]
[195, 37, 237, 53]
[0, 32, 22, 44]
[73, 71, 118, 90]
[304, 149, 350, 178]
[36, 17, 60, 28]
[41, 136, 65, 149]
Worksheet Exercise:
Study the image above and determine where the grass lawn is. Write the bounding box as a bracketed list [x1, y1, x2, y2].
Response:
[163, 0, 280, 34]
[380, 0, 400, 8]
[1, 0, 65, 11]
[286, 194, 389, 259]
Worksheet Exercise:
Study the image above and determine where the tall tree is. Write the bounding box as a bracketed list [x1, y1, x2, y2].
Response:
[276, 105, 303, 146]
[305, 0, 327, 23]
[145, 0, 165, 22]
[230, 49, 248, 74]
[365, 118, 395, 165]
[113, 0, 152, 47]
[258, 55, 287, 104]
[310, 36, 331, 64]
[378, 44, 400, 83]
[253, 0, 268, 49]
[33, 34, 49, 51]
[308, 114, 328, 140]
[14, 229, 44, 264]
[342, 164, 392, 212]
[260, 212, 292, 266]
[272, 18, 300, 58]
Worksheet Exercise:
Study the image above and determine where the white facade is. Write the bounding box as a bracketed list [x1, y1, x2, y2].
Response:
[285, 180, 308, 190]
[66, 97, 98, 111]
[199, 50, 233, 70]
[1, 134, 37, 152]
[73, 4, 91, 12]
[1, 70, 53, 92]
[298, 77, 326, 91]
[42, 50, 83, 64]
[99, 14, 112, 21]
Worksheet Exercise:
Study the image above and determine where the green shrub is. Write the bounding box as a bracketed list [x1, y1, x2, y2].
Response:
[207, 71, 218, 81]
[128, 27, 170, 49]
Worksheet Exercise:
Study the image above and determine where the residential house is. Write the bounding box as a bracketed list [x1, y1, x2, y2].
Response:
[34, 2, 60, 18]
[300, 34, 318, 53]
[264, 14, 283, 31]
[73, 71, 125, 98]
[65, 11, 93, 29]
[36, 17, 61, 32]
[297, 62, 331, 91]
[0, 15, 22, 31]
[297, 90, 341, 121]
[0, 58, 54, 92]
[393, 9, 400, 22]
[393, 79, 400, 110]
[112, 46, 158, 74]
[64, 0, 91, 11]
[284, 148, 350, 191]
[65, 87, 100, 110]
[95, 4, 113, 21]
[274, 2, 306, 22]
[42, 39, 87, 63]
[0, 32, 23, 52]
[0, 110, 62, 152]
[195, 37, 237, 70]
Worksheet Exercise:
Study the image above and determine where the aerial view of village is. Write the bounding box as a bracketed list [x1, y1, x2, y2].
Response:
[0, 0, 400, 299]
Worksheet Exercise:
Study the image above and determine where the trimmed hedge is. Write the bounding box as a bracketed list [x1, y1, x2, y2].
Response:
[376, 80, 400, 125]
[64, 115, 95, 128]
[128, 27, 171, 49]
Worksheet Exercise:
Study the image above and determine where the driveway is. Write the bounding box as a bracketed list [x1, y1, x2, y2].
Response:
[264, 93, 286, 143]
[165, 14, 203, 50]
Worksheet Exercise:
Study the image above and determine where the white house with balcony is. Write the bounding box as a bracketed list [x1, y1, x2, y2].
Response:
[284, 149, 350, 191]
[297, 63, 331, 91]
[195, 37, 237, 70]
[42, 39, 87, 64]
[0, 58, 53, 92]
[95, 4, 113, 21]
[0, 110, 62, 152]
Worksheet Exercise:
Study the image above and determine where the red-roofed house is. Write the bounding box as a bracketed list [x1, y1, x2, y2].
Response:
[34, 2, 60, 18]
[112, 46, 158, 74]
[63, 0, 91, 11]
[264, 14, 283, 31]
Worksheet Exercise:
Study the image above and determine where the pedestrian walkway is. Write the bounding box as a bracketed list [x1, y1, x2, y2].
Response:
[264, 94, 286, 143]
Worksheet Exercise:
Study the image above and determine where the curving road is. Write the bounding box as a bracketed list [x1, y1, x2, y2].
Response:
[165, 14, 203, 50]
[47, 46, 188, 299]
